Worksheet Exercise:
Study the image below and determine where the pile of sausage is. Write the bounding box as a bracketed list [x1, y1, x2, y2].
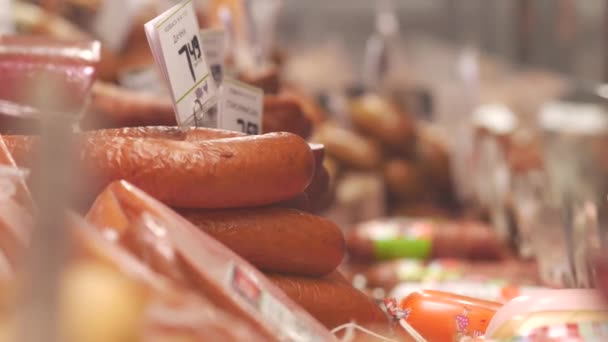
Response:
[0, 126, 418, 340]
[312, 92, 457, 225]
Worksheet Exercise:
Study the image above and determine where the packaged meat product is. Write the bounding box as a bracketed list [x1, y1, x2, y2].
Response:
[178, 207, 345, 276]
[86, 180, 335, 341]
[267, 272, 389, 329]
[4, 132, 315, 209]
[385, 290, 500, 342]
[69, 215, 268, 342]
[346, 217, 507, 262]
[0, 35, 100, 133]
[349, 93, 416, 153]
[485, 289, 608, 339]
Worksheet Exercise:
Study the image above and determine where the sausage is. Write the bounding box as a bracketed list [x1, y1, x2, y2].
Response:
[263, 94, 313, 139]
[387, 290, 499, 341]
[81, 82, 176, 129]
[5, 132, 315, 209]
[267, 272, 388, 329]
[349, 94, 416, 153]
[85, 180, 335, 341]
[178, 207, 345, 276]
[238, 66, 280, 95]
[383, 159, 425, 201]
[84, 88, 312, 139]
[83, 126, 245, 141]
[346, 218, 508, 262]
[313, 123, 383, 170]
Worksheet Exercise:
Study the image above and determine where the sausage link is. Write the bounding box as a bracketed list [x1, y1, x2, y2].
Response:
[179, 207, 345, 276]
[267, 272, 388, 329]
[4, 132, 315, 208]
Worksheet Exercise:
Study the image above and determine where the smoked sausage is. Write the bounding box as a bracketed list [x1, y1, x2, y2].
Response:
[346, 217, 508, 262]
[179, 207, 345, 276]
[4, 132, 315, 209]
[267, 272, 388, 329]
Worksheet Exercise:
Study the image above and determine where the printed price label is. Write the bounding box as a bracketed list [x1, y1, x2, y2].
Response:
[200, 29, 226, 85]
[145, 0, 218, 127]
[227, 264, 324, 342]
[93, 0, 146, 52]
[219, 78, 263, 134]
[0, 0, 14, 34]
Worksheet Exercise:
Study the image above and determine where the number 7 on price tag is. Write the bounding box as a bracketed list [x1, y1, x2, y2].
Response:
[145, 0, 219, 127]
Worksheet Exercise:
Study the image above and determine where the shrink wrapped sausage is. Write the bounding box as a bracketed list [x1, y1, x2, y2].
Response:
[385, 290, 499, 342]
[70, 215, 268, 342]
[267, 272, 388, 329]
[346, 217, 508, 262]
[179, 207, 345, 276]
[4, 132, 315, 209]
[0, 36, 99, 133]
[86, 180, 335, 341]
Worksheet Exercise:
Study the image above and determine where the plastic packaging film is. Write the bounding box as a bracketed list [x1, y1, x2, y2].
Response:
[86, 179, 336, 341]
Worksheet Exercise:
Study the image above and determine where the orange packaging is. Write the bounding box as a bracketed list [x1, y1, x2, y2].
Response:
[385, 290, 500, 342]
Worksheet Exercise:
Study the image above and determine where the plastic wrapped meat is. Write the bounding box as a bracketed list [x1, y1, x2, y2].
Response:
[3, 131, 315, 209]
[0, 35, 100, 133]
[69, 215, 268, 342]
[86, 180, 335, 341]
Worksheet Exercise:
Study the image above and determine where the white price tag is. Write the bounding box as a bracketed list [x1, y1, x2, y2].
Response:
[219, 78, 263, 134]
[0, 0, 14, 34]
[145, 0, 218, 127]
[200, 29, 226, 85]
[93, 0, 146, 52]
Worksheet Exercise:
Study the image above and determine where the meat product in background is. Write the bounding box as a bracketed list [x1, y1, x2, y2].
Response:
[263, 94, 313, 139]
[349, 93, 416, 154]
[3, 132, 315, 209]
[179, 207, 345, 276]
[81, 83, 175, 129]
[312, 123, 383, 170]
[346, 217, 508, 262]
[86, 180, 335, 341]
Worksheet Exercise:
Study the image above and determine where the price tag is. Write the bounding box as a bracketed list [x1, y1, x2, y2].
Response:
[200, 29, 226, 86]
[0, 0, 14, 34]
[145, 0, 218, 127]
[219, 78, 263, 134]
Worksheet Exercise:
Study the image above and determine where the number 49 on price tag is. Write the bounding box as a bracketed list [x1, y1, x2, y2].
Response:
[145, 0, 218, 127]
